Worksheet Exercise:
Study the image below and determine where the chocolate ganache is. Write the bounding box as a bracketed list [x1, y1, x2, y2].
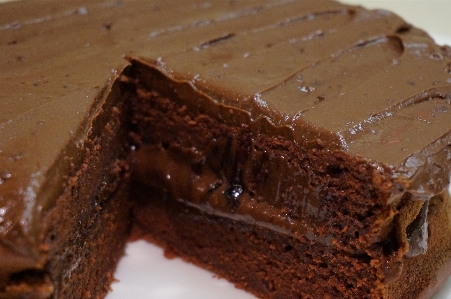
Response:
[1, 0, 451, 298]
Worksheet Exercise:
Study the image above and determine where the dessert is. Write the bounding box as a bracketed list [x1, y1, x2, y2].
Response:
[1, 0, 451, 298]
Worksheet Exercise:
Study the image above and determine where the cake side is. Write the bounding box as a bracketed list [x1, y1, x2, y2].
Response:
[0, 75, 132, 298]
[36, 78, 133, 299]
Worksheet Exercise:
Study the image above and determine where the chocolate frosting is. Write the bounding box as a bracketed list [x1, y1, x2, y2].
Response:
[1, 0, 451, 287]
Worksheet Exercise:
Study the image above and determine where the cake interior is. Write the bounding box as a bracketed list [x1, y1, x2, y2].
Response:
[121, 60, 451, 299]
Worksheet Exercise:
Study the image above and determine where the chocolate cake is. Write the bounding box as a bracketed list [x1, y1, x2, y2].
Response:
[1, 0, 451, 298]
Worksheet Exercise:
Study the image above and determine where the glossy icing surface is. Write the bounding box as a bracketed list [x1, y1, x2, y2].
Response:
[1, 0, 451, 289]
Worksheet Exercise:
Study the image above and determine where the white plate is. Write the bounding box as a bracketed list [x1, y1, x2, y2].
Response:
[108, 1, 451, 299]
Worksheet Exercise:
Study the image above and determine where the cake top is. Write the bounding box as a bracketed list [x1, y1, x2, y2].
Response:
[1, 0, 451, 274]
